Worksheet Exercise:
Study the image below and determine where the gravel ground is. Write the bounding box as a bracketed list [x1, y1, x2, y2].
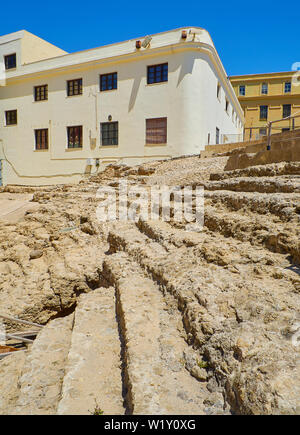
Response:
[143, 156, 229, 186]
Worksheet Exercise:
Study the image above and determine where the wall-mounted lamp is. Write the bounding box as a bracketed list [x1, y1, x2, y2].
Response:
[108, 115, 112, 122]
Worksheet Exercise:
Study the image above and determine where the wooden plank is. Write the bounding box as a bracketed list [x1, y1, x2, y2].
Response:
[0, 314, 43, 329]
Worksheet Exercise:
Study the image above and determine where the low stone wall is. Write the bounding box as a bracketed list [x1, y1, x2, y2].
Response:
[204, 129, 300, 158]
[225, 139, 300, 171]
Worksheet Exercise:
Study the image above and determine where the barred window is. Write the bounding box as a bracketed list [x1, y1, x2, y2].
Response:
[67, 79, 82, 96]
[283, 104, 291, 118]
[261, 83, 268, 94]
[146, 118, 167, 144]
[284, 82, 291, 93]
[67, 126, 83, 148]
[101, 122, 118, 146]
[260, 105, 268, 120]
[4, 53, 16, 70]
[147, 63, 168, 84]
[34, 85, 48, 101]
[35, 129, 48, 150]
[5, 110, 17, 125]
[100, 73, 117, 91]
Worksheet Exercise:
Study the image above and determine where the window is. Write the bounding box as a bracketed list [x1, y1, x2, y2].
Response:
[284, 82, 291, 93]
[4, 53, 16, 70]
[34, 85, 48, 101]
[147, 63, 168, 84]
[239, 85, 245, 96]
[5, 110, 17, 125]
[35, 129, 48, 150]
[100, 73, 117, 91]
[261, 83, 268, 95]
[260, 105, 268, 120]
[216, 127, 220, 144]
[282, 128, 290, 133]
[225, 99, 229, 113]
[283, 104, 291, 118]
[259, 128, 267, 136]
[101, 122, 118, 146]
[146, 118, 167, 144]
[67, 126, 82, 148]
[67, 79, 82, 96]
[217, 83, 221, 99]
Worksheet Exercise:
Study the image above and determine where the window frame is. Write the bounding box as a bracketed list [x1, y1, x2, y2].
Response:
[35, 129, 49, 150]
[146, 117, 167, 144]
[100, 121, 119, 146]
[4, 53, 16, 70]
[282, 104, 291, 118]
[34, 84, 48, 102]
[261, 83, 268, 95]
[5, 109, 17, 126]
[284, 82, 291, 94]
[100, 72, 118, 92]
[147, 63, 168, 85]
[67, 125, 83, 148]
[259, 105, 268, 120]
[259, 128, 267, 136]
[225, 99, 229, 113]
[67, 78, 83, 97]
[239, 85, 245, 96]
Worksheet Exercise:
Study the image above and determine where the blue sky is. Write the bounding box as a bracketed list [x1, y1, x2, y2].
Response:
[2, 0, 299, 76]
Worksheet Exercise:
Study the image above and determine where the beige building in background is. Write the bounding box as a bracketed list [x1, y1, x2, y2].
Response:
[0, 27, 244, 186]
[230, 71, 300, 141]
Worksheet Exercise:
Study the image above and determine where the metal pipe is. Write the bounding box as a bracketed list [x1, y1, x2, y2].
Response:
[0, 314, 43, 329]
[5, 333, 34, 344]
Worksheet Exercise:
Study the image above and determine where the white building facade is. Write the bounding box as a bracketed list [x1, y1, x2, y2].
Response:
[0, 28, 244, 186]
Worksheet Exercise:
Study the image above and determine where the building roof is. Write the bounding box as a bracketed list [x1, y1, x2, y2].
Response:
[230, 71, 295, 81]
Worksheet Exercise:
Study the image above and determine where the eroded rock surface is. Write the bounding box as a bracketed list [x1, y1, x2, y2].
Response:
[0, 155, 299, 415]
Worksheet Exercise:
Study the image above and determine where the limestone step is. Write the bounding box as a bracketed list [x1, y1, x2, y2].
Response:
[56, 288, 124, 415]
[0, 351, 27, 415]
[204, 176, 300, 193]
[14, 315, 74, 415]
[203, 205, 300, 263]
[210, 162, 300, 181]
[103, 252, 223, 415]
[106, 222, 300, 415]
[205, 190, 300, 222]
